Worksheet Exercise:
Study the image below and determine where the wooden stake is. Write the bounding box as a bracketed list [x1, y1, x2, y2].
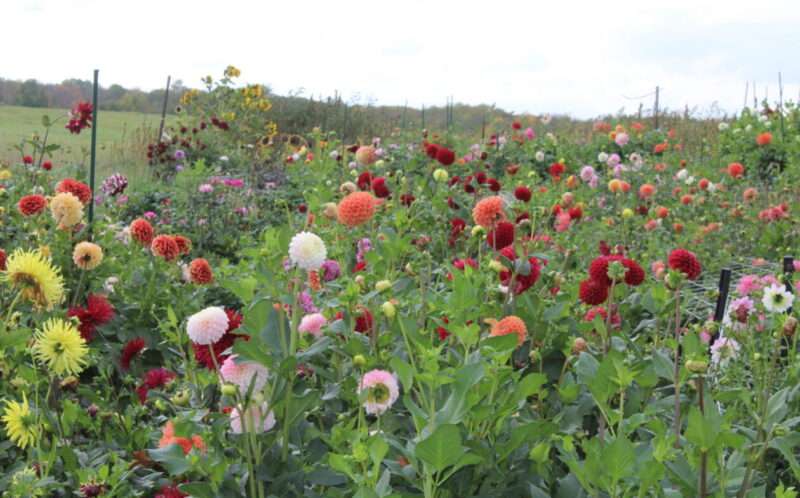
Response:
[88, 69, 99, 238]
[157, 75, 171, 145]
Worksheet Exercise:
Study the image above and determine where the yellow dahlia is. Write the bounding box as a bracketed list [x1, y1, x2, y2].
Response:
[72, 241, 103, 270]
[32, 319, 89, 376]
[2, 393, 38, 449]
[49, 192, 84, 229]
[4, 249, 65, 309]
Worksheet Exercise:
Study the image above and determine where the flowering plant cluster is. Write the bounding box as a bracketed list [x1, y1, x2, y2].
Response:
[0, 93, 800, 498]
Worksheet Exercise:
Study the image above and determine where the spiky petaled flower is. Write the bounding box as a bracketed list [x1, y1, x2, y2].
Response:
[101, 173, 128, 196]
[3, 248, 65, 309]
[762, 283, 794, 314]
[2, 393, 38, 449]
[32, 319, 89, 376]
[73, 241, 103, 270]
[49, 192, 84, 229]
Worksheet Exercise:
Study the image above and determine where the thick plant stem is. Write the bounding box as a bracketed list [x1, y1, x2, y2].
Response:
[672, 287, 682, 447]
[698, 375, 707, 498]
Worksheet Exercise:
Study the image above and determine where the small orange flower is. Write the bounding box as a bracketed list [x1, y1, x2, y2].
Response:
[151, 235, 179, 261]
[188, 258, 213, 284]
[173, 235, 192, 255]
[489, 316, 527, 346]
[130, 219, 154, 245]
[756, 132, 772, 146]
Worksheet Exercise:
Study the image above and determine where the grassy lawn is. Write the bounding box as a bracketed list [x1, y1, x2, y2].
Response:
[0, 104, 174, 186]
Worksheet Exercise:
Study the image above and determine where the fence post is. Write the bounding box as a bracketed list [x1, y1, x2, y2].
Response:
[712, 268, 732, 323]
[784, 257, 795, 312]
[157, 75, 171, 145]
[653, 86, 660, 130]
[88, 69, 99, 239]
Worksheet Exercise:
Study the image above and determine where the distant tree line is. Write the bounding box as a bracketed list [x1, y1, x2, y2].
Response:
[0, 77, 186, 113]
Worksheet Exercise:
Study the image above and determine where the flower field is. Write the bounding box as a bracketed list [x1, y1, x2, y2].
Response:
[2, 68, 800, 498]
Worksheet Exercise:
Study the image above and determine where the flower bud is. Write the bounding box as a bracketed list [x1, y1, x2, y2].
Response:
[375, 280, 392, 292]
[685, 360, 708, 373]
[322, 202, 338, 219]
[784, 316, 798, 337]
[221, 384, 238, 396]
[572, 337, 588, 355]
[471, 225, 485, 237]
[489, 260, 506, 273]
[353, 354, 366, 367]
[381, 301, 396, 318]
[433, 168, 449, 182]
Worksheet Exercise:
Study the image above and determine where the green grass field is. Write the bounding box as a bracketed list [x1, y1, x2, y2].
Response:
[0, 104, 174, 185]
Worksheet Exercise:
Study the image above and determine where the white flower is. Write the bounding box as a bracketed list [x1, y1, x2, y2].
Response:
[180, 263, 191, 282]
[220, 355, 269, 395]
[231, 403, 276, 434]
[219, 155, 229, 162]
[762, 283, 794, 313]
[759, 114, 768, 123]
[534, 151, 545, 162]
[718, 122, 729, 131]
[764, 121, 772, 128]
[187, 306, 229, 345]
[541, 114, 552, 125]
[685, 176, 695, 185]
[103, 276, 119, 294]
[598, 152, 608, 163]
[708, 183, 717, 193]
[288, 232, 327, 271]
[745, 124, 753, 132]
[676, 169, 689, 181]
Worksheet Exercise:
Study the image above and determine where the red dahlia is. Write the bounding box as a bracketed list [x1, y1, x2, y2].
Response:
[56, 178, 92, 204]
[371, 177, 390, 198]
[487, 221, 515, 250]
[18, 194, 47, 216]
[67, 294, 115, 342]
[192, 309, 248, 370]
[120, 337, 146, 370]
[667, 248, 702, 280]
[514, 186, 532, 202]
[579, 278, 609, 305]
[436, 147, 455, 166]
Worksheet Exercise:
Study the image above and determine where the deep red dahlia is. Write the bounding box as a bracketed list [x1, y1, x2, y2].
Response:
[514, 186, 532, 202]
[425, 143, 439, 159]
[622, 258, 645, 286]
[354, 307, 374, 334]
[579, 278, 609, 305]
[435, 147, 455, 166]
[371, 177, 391, 198]
[549, 162, 565, 178]
[357, 171, 373, 191]
[155, 484, 188, 498]
[67, 294, 115, 341]
[56, 178, 92, 204]
[487, 221, 515, 250]
[120, 338, 146, 370]
[668, 248, 702, 280]
[498, 250, 541, 295]
[18, 194, 47, 216]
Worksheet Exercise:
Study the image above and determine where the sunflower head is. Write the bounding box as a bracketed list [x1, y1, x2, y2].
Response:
[32, 319, 89, 376]
[1, 393, 39, 449]
[4, 249, 65, 309]
[72, 241, 103, 271]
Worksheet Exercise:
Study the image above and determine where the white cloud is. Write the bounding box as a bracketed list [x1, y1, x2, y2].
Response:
[3, 0, 799, 118]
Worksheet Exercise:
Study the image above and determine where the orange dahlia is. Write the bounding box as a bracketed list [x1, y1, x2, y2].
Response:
[489, 315, 527, 346]
[337, 192, 377, 227]
[188, 258, 213, 284]
[130, 218, 154, 245]
[151, 235, 179, 261]
[173, 235, 192, 255]
[472, 196, 506, 228]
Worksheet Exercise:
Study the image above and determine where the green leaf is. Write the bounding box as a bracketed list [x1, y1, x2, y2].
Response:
[389, 357, 414, 391]
[514, 373, 547, 402]
[149, 444, 190, 475]
[415, 424, 465, 472]
[771, 435, 800, 481]
[179, 482, 216, 498]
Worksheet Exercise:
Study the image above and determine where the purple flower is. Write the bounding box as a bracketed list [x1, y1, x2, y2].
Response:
[356, 238, 372, 263]
[176, 164, 184, 172]
[298, 291, 318, 313]
[101, 173, 128, 196]
[524, 127, 536, 140]
[144, 211, 157, 220]
[198, 183, 214, 193]
[175, 150, 186, 160]
[321, 260, 341, 281]
[224, 178, 245, 188]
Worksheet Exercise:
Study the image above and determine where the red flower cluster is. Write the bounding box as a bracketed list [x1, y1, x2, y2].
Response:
[137, 367, 176, 403]
[372, 177, 390, 198]
[192, 309, 249, 370]
[155, 484, 188, 498]
[758, 203, 789, 222]
[498, 246, 541, 295]
[424, 143, 456, 166]
[152, 235, 180, 261]
[579, 252, 644, 306]
[56, 178, 92, 204]
[667, 249, 702, 280]
[548, 162, 566, 179]
[67, 294, 115, 342]
[120, 338, 146, 370]
[487, 221, 515, 250]
[18, 194, 47, 216]
[66, 101, 93, 134]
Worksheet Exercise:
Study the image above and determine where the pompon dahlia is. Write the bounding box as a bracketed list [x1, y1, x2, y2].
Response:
[490, 315, 527, 345]
[498, 246, 541, 295]
[579, 278, 609, 305]
[55, 178, 92, 204]
[72, 241, 103, 270]
[425, 143, 439, 158]
[188, 258, 213, 284]
[151, 235, 180, 261]
[288, 231, 327, 271]
[588, 255, 620, 286]
[354, 307, 374, 334]
[371, 177, 390, 198]
[192, 309, 248, 370]
[50, 192, 84, 229]
[435, 146, 455, 166]
[487, 221, 515, 250]
[130, 218, 154, 245]
[173, 235, 192, 255]
[667, 248, 702, 280]
[220, 354, 269, 395]
[298, 312, 327, 337]
[358, 369, 399, 415]
[120, 337, 146, 370]
[67, 293, 115, 341]
[355, 145, 378, 166]
[18, 194, 47, 216]
[321, 259, 341, 281]
[186, 306, 229, 345]
[514, 186, 532, 202]
[622, 258, 645, 286]
[337, 192, 377, 227]
[356, 171, 373, 191]
[472, 196, 506, 228]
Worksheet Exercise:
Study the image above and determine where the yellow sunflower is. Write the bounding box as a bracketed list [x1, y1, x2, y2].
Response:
[32, 319, 88, 376]
[4, 249, 65, 309]
[49, 192, 83, 229]
[2, 393, 39, 449]
[72, 241, 103, 270]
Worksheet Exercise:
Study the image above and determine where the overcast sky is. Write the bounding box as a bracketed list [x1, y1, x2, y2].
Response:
[4, 0, 799, 118]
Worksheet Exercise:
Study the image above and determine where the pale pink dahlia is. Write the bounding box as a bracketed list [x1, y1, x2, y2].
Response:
[358, 369, 399, 415]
